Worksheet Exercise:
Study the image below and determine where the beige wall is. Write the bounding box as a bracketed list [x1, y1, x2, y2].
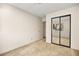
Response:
[46, 5, 79, 50]
[0, 4, 43, 54]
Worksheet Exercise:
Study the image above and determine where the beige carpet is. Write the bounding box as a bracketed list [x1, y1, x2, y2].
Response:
[52, 37, 69, 46]
[2, 39, 79, 56]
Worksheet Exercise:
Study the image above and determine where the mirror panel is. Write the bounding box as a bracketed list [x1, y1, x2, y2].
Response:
[61, 16, 70, 46]
[52, 18, 60, 44]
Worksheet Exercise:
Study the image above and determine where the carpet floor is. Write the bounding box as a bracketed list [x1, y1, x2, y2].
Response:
[2, 39, 79, 56]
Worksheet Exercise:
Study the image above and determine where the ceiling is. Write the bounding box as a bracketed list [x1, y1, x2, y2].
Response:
[10, 3, 79, 18]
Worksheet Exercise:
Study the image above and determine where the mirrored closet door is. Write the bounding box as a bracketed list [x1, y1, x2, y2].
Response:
[51, 15, 71, 48]
[51, 18, 60, 44]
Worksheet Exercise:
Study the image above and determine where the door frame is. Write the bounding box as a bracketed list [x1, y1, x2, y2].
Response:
[51, 14, 71, 48]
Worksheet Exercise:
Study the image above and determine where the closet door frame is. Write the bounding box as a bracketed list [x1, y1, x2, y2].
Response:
[51, 14, 71, 48]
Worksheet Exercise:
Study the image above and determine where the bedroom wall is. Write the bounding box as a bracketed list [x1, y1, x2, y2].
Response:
[46, 5, 79, 50]
[0, 4, 43, 54]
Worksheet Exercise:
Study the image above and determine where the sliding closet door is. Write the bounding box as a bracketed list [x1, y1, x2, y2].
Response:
[52, 18, 60, 44]
[61, 16, 70, 46]
[51, 15, 71, 47]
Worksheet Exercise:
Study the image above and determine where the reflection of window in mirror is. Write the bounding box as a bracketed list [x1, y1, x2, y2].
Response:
[60, 24, 63, 31]
[53, 24, 57, 30]
[53, 24, 63, 31]
[53, 24, 55, 29]
[56, 24, 60, 30]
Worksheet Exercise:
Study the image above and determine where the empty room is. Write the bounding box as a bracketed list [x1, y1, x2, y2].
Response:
[0, 3, 79, 56]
